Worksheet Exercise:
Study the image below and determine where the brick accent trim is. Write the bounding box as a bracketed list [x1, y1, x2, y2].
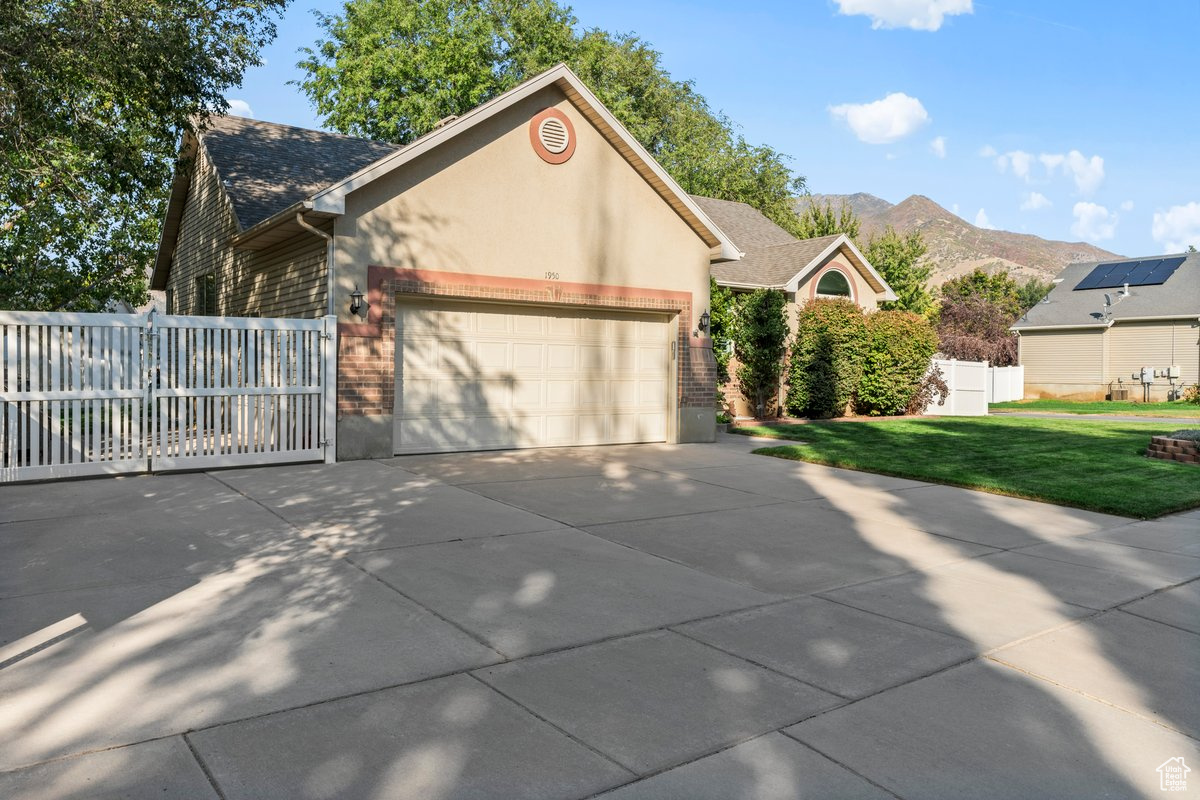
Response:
[337, 265, 713, 419]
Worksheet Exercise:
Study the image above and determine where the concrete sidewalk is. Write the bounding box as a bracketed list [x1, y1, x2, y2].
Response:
[0, 433, 1197, 799]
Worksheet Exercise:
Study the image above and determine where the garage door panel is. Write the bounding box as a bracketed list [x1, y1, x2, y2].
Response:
[512, 343, 545, 369]
[548, 345, 576, 370]
[546, 380, 576, 406]
[395, 301, 671, 454]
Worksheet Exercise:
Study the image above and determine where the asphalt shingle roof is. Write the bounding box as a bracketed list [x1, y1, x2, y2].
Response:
[690, 194, 844, 288]
[690, 195, 795, 251]
[1013, 253, 1200, 328]
[202, 115, 400, 229]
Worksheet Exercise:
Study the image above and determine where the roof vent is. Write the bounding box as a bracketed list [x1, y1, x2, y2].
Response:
[529, 108, 576, 164]
[538, 117, 569, 154]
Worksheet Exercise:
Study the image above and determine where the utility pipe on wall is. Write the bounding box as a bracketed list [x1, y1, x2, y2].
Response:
[296, 208, 335, 317]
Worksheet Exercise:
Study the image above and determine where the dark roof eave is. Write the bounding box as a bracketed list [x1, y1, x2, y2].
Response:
[230, 202, 337, 251]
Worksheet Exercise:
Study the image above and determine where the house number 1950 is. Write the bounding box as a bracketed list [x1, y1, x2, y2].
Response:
[545, 271, 560, 280]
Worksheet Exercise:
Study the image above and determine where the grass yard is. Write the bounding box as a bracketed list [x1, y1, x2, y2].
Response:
[734, 416, 1200, 519]
[990, 399, 1200, 418]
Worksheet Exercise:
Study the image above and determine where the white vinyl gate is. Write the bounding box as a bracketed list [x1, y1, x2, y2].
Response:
[1, 311, 336, 483]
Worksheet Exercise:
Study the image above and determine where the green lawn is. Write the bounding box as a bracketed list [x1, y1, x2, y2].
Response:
[734, 416, 1200, 518]
[990, 399, 1200, 418]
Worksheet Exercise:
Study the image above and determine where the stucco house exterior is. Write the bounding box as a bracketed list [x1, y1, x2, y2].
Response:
[151, 64, 742, 458]
[689, 195, 896, 416]
[1013, 252, 1199, 401]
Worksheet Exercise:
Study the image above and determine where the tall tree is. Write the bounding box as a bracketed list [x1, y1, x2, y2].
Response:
[1015, 276, 1055, 312]
[864, 226, 933, 316]
[1, 0, 290, 311]
[794, 197, 861, 241]
[939, 268, 1022, 319]
[731, 289, 789, 418]
[296, 0, 807, 233]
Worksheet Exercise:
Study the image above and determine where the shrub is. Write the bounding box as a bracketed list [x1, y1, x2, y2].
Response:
[936, 295, 1019, 366]
[905, 364, 950, 415]
[787, 298, 867, 418]
[731, 288, 789, 418]
[1167, 429, 1200, 441]
[1182, 384, 1200, 405]
[856, 311, 940, 416]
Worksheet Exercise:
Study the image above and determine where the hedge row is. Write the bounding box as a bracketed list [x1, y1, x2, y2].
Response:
[786, 298, 939, 418]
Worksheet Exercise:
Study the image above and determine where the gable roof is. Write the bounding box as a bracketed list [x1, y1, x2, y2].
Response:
[152, 64, 740, 289]
[203, 116, 400, 229]
[693, 194, 895, 300]
[1013, 252, 1200, 330]
[689, 195, 795, 250]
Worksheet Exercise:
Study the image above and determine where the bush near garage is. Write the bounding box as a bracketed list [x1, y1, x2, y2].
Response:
[856, 310, 940, 416]
[786, 298, 867, 418]
[731, 288, 790, 418]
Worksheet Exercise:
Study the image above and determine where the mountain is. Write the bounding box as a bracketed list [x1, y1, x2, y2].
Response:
[799, 193, 1122, 285]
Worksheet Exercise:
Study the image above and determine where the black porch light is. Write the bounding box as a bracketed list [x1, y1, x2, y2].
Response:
[698, 309, 711, 333]
[349, 285, 369, 318]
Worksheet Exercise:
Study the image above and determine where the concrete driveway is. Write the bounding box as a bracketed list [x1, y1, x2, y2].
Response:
[0, 433, 1197, 799]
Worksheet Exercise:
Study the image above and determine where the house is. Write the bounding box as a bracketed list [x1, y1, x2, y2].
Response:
[1013, 252, 1199, 401]
[151, 64, 742, 459]
[689, 195, 896, 415]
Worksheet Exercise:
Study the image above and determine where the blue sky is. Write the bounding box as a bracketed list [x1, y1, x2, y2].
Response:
[231, 0, 1200, 256]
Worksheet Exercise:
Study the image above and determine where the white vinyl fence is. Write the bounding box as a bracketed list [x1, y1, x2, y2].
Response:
[987, 365, 1024, 403]
[924, 358, 989, 416]
[1, 311, 336, 483]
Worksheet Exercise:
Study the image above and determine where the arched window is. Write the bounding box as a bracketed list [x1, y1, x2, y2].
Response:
[816, 269, 852, 298]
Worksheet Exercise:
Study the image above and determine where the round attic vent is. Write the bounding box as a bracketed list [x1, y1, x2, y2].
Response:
[529, 108, 576, 164]
[538, 117, 570, 153]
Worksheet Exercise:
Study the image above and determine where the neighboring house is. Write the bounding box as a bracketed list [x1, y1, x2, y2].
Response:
[151, 64, 742, 458]
[689, 195, 896, 416]
[1013, 252, 1199, 401]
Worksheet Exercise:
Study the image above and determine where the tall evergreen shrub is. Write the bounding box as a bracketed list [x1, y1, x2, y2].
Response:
[786, 298, 867, 418]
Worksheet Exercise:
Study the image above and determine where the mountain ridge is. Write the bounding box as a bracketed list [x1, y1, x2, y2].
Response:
[799, 193, 1123, 285]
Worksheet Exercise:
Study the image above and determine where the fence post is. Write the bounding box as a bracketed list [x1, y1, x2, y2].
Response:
[323, 315, 338, 464]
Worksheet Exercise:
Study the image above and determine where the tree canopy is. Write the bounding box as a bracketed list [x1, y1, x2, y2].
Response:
[794, 198, 861, 241]
[863, 226, 933, 316]
[1, 0, 289, 311]
[297, 0, 807, 233]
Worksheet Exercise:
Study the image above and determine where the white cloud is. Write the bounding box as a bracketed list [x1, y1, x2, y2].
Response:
[1038, 153, 1065, 172]
[994, 150, 1034, 180]
[1061, 151, 1105, 194]
[1020, 191, 1052, 211]
[930, 136, 947, 158]
[974, 208, 995, 229]
[1071, 202, 1117, 241]
[1151, 202, 1200, 252]
[952, 203, 960, 214]
[885, 153, 898, 160]
[989, 148, 1104, 194]
[829, 93, 930, 144]
[226, 99, 255, 118]
[834, 0, 973, 31]
[1120, 200, 1134, 212]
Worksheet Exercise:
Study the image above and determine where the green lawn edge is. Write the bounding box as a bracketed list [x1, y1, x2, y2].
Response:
[730, 418, 1200, 519]
[990, 399, 1200, 418]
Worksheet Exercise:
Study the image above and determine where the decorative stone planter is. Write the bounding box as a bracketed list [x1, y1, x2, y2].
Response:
[1147, 435, 1200, 465]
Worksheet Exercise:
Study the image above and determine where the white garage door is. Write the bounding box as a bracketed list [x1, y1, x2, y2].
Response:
[394, 300, 672, 454]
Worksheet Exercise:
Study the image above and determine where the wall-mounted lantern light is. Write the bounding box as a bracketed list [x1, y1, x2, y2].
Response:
[349, 285, 369, 318]
[698, 309, 711, 333]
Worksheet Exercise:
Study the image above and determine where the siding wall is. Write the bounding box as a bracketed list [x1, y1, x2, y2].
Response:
[165, 143, 328, 319]
[1019, 319, 1200, 399]
[1020, 329, 1104, 385]
[1107, 320, 1200, 386]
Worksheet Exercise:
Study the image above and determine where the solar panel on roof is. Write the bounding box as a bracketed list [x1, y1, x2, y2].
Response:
[1143, 256, 1185, 285]
[1073, 257, 1187, 290]
[1074, 262, 1123, 290]
[1100, 259, 1160, 288]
